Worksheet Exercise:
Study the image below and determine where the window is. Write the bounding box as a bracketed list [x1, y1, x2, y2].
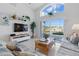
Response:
[40, 4, 64, 16]
[41, 19, 64, 38]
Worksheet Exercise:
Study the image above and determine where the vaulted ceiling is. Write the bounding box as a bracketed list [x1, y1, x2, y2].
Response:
[9, 3, 48, 11]
[25, 3, 46, 10]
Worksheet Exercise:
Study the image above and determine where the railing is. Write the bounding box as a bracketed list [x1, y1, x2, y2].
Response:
[51, 35, 64, 42]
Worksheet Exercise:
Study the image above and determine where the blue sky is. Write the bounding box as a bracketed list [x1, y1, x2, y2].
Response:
[43, 4, 64, 14]
[42, 4, 64, 27]
[43, 19, 64, 26]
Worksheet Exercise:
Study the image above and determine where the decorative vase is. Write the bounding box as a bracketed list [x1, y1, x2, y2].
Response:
[11, 15, 16, 20]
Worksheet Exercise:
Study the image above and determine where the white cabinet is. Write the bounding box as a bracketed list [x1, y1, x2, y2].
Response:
[11, 35, 30, 43]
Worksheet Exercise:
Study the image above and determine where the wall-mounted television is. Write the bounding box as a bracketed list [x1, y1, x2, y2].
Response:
[14, 23, 28, 32]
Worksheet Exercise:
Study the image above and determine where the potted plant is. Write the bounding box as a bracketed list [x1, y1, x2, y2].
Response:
[30, 21, 36, 38]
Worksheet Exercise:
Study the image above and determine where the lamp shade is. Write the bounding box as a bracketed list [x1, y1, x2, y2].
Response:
[72, 24, 79, 30]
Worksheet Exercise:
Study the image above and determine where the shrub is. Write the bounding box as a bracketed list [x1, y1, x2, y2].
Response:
[53, 32, 64, 35]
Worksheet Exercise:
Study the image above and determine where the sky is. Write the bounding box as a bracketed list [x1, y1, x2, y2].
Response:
[43, 19, 64, 26]
[42, 4, 64, 27]
[43, 4, 64, 14]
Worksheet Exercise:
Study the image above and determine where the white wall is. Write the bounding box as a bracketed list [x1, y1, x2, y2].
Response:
[64, 3, 79, 36]
[0, 3, 35, 42]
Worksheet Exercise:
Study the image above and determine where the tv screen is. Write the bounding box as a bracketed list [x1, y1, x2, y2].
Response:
[14, 23, 28, 32]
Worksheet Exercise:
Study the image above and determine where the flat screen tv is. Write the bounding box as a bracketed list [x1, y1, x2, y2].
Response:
[14, 23, 28, 32]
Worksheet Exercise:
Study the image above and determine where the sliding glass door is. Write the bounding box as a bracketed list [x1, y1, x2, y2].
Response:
[41, 19, 64, 39]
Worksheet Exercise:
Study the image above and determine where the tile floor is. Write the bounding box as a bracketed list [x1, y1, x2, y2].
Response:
[17, 39, 61, 56]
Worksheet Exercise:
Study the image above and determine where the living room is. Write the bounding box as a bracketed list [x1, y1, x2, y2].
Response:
[0, 3, 79, 56]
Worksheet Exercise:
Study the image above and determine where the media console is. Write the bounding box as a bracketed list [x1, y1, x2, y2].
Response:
[10, 34, 30, 43]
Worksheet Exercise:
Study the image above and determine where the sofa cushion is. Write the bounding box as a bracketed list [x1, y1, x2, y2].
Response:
[6, 43, 16, 51]
[6, 42, 21, 51]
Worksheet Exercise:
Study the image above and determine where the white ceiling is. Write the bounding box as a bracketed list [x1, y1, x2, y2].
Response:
[9, 3, 47, 11]
[0, 3, 48, 15]
[25, 3, 46, 10]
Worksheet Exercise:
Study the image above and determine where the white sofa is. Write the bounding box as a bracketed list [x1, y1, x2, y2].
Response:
[56, 38, 79, 56]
